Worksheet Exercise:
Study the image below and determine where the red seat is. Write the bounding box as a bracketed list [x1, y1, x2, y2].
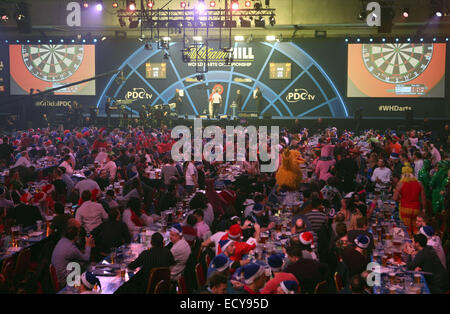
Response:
[334, 272, 343, 292]
[205, 254, 211, 268]
[14, 248, 31, 280]
[154, 280, 170, 294]
[49, 264, 60, 292]
[195, 263, 206, 289]
[146, 267, 171, 294]
[177, 274, 189, 294]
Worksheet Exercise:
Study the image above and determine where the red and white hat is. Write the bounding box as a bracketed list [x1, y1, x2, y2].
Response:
[42, 184, 55, 195]
[20, 192, 32, 204]
[33, 192, 47, 204]
[299, 232, 314, 247]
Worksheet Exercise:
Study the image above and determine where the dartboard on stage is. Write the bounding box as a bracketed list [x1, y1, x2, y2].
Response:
[362, 43, 433, 84]
[21, 45, 85, 82]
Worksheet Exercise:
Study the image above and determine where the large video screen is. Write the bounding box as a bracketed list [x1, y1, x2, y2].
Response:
[10, 44, 95, 95]
[347, 43, 446, 98]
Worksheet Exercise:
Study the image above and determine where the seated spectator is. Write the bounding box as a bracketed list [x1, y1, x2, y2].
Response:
[277, 280, 300, 294]
[342, 234, 370, 277]
[193, 209, 211, 241]
[167, 224, 191, 281]
[75, 190, 108, 233]
[51, 219, 95, 288]
[93, 208, 131, 255]
[261, 253, 298, 294]
[122, 197, 153, 235]
[50, 202, 72, 240]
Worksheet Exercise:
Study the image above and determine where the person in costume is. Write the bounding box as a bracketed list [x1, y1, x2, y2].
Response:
[393, 162, 426, 236]
[315, 139, 335, 182]
[275, 148, 305, 191]
[430, 161, 448, 214]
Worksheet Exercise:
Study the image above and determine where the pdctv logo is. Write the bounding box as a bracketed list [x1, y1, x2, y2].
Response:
[125, 88, 153, 100]
[286, 89, 316, 103]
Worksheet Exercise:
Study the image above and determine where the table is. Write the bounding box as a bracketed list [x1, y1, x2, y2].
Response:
[367, 199, 430, 294]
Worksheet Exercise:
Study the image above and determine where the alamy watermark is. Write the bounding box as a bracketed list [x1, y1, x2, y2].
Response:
[366, 262, 382, 287]
[171, 119, 280, 173]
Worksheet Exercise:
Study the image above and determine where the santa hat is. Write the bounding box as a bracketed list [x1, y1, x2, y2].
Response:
[253, 203, 264, 213]
[20, 192, 32, 204]
[169, 223, 183, 236]
[42, 184, 55, 195]
[91, 189, 100, 202]
[219, 239, 234, 252]
[33, 192, 47, 204]
[280, 280, 298, 294]
[299, 232, 314, 247]
[81, 272, 101, 290]
[210, 254, 231, 273]
[390, 153, 399, 160]
[242, 263, 265, 285]
[420, 226, 435, 238]
[228, 224, 243, 240]
[46, 195, 55, 209]
[355, 234, 370, 249]
[267, 253, 284, 272]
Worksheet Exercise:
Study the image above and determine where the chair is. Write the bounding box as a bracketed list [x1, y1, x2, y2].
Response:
[177, 274, 189, 294]
[154, 280, 170, 294]
[314, 280, 329, 294]
[49, 264, 59, 292]
[195, 263, 206, 289]
[145, 267, 170, 294]
[14, 248, 31, 280]
[1, 260, 15, 292]
[334, 272, 343, 292]
[205, 254, 211, 268]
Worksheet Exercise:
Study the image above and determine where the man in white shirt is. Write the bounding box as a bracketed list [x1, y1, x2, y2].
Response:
[13, 151, 32, 168]
[185, 161, 198, 193]
[413, 151, 424, 178]
[95, 148, 108, 164]
[102, 154, 117, 182]
[210, 88, 222, 118]
[168, 224, 191, 281]
[75, 190, 108, 233]
[59, 155, 74, 176]
[75, 170, 101, 195]
[371, 158, 392, 190]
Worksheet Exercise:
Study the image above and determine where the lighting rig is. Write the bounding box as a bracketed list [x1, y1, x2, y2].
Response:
[115, 0, 275, 74]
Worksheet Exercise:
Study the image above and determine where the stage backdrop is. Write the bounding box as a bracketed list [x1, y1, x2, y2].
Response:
[0, 38, 449, 120]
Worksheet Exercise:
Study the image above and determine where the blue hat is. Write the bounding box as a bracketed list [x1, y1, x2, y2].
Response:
[267, 253, 284, 272]
[169, 223, 183, 235]
[355, 234, 370, 249]
[84, 170, 92, 177]
[420, 226, 435, 238]
[210, 254, 230, 273]
[253, 203, 264, 213]
[390, 153, 399, 160]
[242, 263, 265, 285]
[280, 280, 298, 294]
[81, 272, 101, 290]
[219, 239, 234, 252]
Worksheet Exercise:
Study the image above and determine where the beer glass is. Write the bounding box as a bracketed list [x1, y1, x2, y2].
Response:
[388, 272, 396, 285]
[414, 274, 421, 285]
[120, 264, 127, 281]
[381, 255, 388, 266]
[110, 249, 116, 264]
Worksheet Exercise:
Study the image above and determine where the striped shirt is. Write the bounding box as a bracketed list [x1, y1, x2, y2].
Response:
[305, 210, 328, 234]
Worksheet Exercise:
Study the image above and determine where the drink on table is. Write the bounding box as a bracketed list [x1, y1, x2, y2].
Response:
[260, 232, 268, 244]
[393, 250, 402, 263]
[388, 272, 396, 284]
[120, 264, 126, 281]
[414, 274, 421, 285]
[385, 233, 393, 240]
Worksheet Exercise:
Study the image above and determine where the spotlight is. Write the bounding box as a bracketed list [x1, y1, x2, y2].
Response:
[245, 1, 251, 7]
[382, 38, 386, 42]
[93, 38, 98, 43]
[196, 0, 206, 12]
[61, 39, 64, 43]
[101, 36, 107, 41]
[395, 38, 399, 42]
[369, 37, 373, 42]
[112, 2, 118, 8]
[96, 1, 104, 11]
[82, 39, 86, 43]
[345, 38, 349, 42]
[357, 38, 360, 42]
[180, 1, 187, 8]
[37, 40, 40, 43]
[49, 39, 52, 43]
[269, 13, 275, 26]
[138, 37, 144, 42]
[83, 1, 89, 8]
[231, 0, 239, 11]
[147, 1, 154, 8]
[446, 37, 449, 42]
[436, 11, 442, 17]
[402, 8, 409, 18]
[127, 0, 136, 11]
[72, 39, 75, 43]
[0, 9, 9, 23]
[433, 37, 437, 42]
[210, 0, 216, 8]
[420, 37, 424, 42]
[407, 37, 411, 42]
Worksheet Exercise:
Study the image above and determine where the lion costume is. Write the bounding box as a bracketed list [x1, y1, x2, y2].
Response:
[276, 148, 305, 190]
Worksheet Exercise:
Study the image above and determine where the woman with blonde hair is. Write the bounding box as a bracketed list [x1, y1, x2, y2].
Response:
[393, 162, 426, 236]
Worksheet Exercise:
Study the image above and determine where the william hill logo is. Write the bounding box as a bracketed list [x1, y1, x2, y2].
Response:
[186, 47, 254, 61]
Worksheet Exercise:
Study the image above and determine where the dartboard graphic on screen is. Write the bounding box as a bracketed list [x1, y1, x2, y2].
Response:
[10, 44, 95, 95]
[362, 43, 433, 84]
[21, 45, 84, 82]
[348, 43, 446, 98]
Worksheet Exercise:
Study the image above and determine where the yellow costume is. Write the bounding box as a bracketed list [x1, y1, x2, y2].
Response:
[276, 148, 305, 190]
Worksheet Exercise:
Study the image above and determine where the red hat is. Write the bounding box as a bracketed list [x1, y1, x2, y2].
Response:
[64, 130, 70, 135]
[76, 132, 83, 139]
[42, 184, 55, 195]
[33, 192, 47, 204]
[46, 195, 55, 209]
[91, 188, 100, 202]
[20, 192, 32, 204]
[228, 224, 243, 240]
[299, 232, 314, 246]
[44, 140, 52, 146]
